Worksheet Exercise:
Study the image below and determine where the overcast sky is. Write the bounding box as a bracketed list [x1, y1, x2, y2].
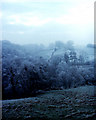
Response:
[1, 0, 95, 46]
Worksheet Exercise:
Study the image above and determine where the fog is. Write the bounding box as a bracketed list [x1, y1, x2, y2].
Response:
[1, 0, 94, 46]
[1, 1, 96, 120]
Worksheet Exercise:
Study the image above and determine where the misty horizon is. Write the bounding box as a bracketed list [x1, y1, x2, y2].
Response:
[0, 39, 94, 48]
[1, 0, 95, 46]
[1, 1, 96, 120]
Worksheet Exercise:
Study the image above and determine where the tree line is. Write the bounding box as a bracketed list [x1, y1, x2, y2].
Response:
[2, 40, 96, 99]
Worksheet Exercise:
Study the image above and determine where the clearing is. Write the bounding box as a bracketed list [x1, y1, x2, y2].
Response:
[2, 85, 96, 120]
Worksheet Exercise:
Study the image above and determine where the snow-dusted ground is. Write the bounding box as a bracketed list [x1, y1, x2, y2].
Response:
[2, 85, 96, 120]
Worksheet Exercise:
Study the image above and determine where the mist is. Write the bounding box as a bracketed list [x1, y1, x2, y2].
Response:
[1, 0, 96, 120]
[1, 0, 94, 46]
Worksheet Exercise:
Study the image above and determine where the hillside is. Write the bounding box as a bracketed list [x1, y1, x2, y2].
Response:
[2, 40, 94, 60]
[2, 86, 96, 120]
[2, 40, 95, 100]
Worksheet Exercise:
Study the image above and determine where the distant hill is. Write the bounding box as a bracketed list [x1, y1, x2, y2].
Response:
[2, 40, 94, 61]
[2, 40, 26, 59]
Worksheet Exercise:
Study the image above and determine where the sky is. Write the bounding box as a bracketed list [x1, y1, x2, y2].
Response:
[0, 0, 95, 46]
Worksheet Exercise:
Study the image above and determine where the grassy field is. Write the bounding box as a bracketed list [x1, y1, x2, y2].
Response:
[2, 86, 96, 120]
